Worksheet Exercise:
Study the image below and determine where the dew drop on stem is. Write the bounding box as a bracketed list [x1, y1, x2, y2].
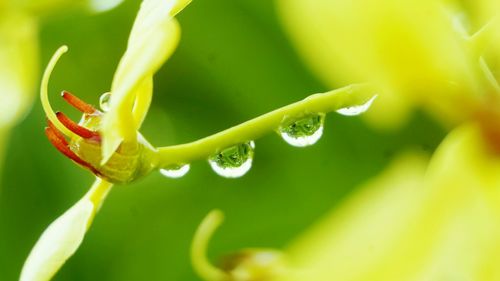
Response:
[99, 92, 112, 112]
[160, 164, 190, 178]
[208, 141, 255, 178]
[279, 113, 325, 147]
[336, 95, 377, 116]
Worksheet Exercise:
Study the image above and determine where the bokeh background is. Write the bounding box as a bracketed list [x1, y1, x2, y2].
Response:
[0, 1, 446, 280]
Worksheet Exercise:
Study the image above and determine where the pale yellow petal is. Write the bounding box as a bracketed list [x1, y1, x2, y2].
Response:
[0, 12, 38, 128]
[284, 152, 429, 281]
[17, 0, 123, 14]
[277, 0, 481, 128]
[87, 0, 123, 12]
[132, 77, 153, 129]
[282, 124, 500, 281]
[101, 0, 188, 164]
[20, 179, 113, 281]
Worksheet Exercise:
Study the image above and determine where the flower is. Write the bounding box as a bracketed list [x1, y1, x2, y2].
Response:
[0, 0, 124, 175]
[191, 122, 500, 281]
[281, 123, 500, 281]
[277, 0, 500, 129]
[184, 1, 500, 280]
[20, 1, 191, 280]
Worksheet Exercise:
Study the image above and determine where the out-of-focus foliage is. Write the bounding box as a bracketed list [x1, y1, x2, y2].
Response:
[0, 0, 452, 280]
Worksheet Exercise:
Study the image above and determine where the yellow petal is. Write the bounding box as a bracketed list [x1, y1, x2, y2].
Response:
[20, 179, 113, 281]
[0, 12, 38, 128]
[284, 152, 429, 281]
[469, 0, 500, 84]
[100, 0, 189, 164]
[277, 0, 481, 128]
[17, 0, 123, 14]
[87, 0, 124, 12]
[283, 124, 500, 281]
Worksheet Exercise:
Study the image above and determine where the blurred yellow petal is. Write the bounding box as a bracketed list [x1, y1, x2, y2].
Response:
[282, 123, 500, 281]
[284, 152, 429, 281]
[0, 11, 38, 178]
[277, 0, 486, 128]
[0, 12, 38, 129]
[20, 179, 113, 281]
[468, 0, 500, 84]
[18, 0, 124, 14]
[87, 0, 123, 12]
[101, 0, 189, 164]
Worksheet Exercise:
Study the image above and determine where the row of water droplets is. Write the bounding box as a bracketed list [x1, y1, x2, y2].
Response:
[99, 92, 376, 179]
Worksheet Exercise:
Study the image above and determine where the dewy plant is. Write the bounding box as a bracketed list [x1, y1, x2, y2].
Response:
[20, 0, 377, 280]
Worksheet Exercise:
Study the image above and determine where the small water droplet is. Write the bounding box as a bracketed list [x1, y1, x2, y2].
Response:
[99, 92, 112, 112]
[160, 164, 190, 178]
[279, 114, 324, 147]
[336, 95, 377, 116]
[208, 141, 255, 178]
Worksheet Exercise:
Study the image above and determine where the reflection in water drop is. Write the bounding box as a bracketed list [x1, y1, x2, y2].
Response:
[99, 92, 112, 112]
[208, 141, 255, 178]
[160, 164, 190, 179]
[336, 95, 377, 116]
[279, 113, 324, 147]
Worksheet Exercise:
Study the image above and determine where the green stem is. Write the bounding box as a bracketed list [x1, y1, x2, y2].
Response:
[152, 84, 375, 167]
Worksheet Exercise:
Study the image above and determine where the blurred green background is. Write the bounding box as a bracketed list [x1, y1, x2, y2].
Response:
[0, 1, 446, 280]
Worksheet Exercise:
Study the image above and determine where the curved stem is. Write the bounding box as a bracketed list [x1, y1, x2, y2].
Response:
[191, 210, 229, 281]
[152, 84, 375, 167]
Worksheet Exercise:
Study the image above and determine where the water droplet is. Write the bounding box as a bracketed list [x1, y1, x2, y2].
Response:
[336, 95, 378, 116]
[99, 92, 112, 112]
[279, 114, 324, 147]
[159, 164, 190, 178]
[208, 141, 255, 178]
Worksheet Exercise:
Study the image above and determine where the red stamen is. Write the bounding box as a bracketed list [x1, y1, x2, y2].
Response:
[56, 111, 101, 140]
[47, 120, 68, 145]
[45, 126, 100, 175]
[61, 90, 97, 114]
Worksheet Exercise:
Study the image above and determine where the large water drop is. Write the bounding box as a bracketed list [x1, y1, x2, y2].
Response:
[336, 95, 377, 116]
[208, 141, 255, 178]
[99, 92, 112, 112]
[279, 113, 324, 147]
[160, 164, 190, 179]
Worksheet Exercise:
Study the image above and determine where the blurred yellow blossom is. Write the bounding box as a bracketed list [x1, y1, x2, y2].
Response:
[277, 0, 500, 128]
[193, 123, 500, 281]
[186, 1, 500, 279]
[282, 123, 500, 281]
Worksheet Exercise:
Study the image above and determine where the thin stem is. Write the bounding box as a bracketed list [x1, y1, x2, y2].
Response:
[191, 210, 229, 281]
[153, 84, 375, 167]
